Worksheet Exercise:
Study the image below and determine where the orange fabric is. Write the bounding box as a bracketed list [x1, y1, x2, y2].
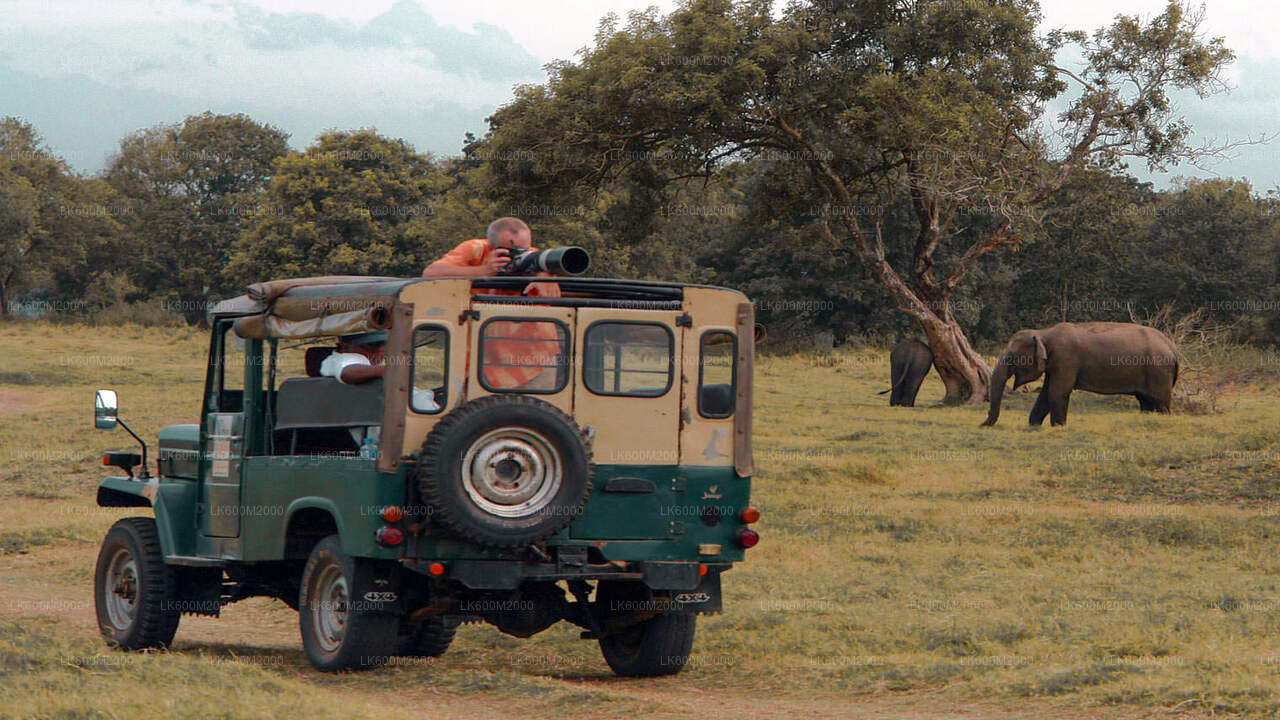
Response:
[437, 239, 562, 298]
[481, 320, 564, 390]
[436, 240, 564, 389]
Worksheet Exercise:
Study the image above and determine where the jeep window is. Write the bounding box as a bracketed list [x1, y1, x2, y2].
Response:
[478, 318, 569, 394]
[411, 325, 448, 413]
[698, 331, 736, 418]
[583, 322, 673, 397]
[215, 325, 245, 413]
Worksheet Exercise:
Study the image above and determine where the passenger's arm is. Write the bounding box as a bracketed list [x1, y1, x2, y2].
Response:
[339, 364, 385, 383]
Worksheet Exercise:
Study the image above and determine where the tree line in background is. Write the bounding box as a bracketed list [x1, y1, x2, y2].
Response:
[1, 1, 1276, 381]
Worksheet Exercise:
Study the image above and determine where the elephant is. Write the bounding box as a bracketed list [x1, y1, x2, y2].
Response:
[981, 322, 1178, 427]
[879, 338, 934, 407]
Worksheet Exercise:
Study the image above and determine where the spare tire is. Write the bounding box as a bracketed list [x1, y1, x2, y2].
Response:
[414, 395, 593, 547]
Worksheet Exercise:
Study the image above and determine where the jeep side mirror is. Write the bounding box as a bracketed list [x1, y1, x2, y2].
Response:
[95, 390, 119, 430]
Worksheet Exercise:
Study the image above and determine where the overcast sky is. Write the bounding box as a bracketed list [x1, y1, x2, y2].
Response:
[1, 0, 1276, 190]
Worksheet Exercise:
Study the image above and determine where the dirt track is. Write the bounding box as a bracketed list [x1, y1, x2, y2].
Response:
[1, 541, 1207, 720]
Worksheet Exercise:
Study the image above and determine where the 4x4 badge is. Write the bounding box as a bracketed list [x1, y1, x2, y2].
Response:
[675, 592, 711, 604]
[362, 591, 398, 602]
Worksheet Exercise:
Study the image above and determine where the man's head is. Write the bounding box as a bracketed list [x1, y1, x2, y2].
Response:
[337, 330, 387, 364]
[486, 217, 532, 250]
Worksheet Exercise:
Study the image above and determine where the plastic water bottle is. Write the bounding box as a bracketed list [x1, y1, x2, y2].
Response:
[359, 435, 378, 460]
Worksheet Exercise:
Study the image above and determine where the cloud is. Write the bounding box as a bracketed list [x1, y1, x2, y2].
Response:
[229, 0, 541, 82]
[0, 0, 545, 171]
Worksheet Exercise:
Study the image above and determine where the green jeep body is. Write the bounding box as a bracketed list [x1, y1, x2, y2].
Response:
[93, 275, 758, 674]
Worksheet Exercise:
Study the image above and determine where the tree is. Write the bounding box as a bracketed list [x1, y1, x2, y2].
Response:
[0, 118, 121, 317]
[1124, 178, 1279, 331]
[1002, 164, 1154, 328]
[477, 0, 1236, 403]
[230, 129, 446, 282]
[107, 112, 290, 323]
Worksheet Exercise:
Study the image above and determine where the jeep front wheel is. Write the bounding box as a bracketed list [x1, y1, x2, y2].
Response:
[415, 395, 593, 547]
[94, 517, 181, 650]
[596, 581, 696, 677]
[298, 535, 398, 671]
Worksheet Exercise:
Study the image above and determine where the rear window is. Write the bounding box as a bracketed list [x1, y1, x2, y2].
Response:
[583, 322, 673, 397]
[410, 325, 448, 413]
[698, 331, 736, 418]
[478, 318, 569, 393]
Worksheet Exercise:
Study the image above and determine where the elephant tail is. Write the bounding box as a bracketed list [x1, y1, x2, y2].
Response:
[882, 362, 911, 397]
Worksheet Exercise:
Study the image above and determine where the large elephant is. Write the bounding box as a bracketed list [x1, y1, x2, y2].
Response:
[880, 338, 934, 407]
[981, 322, 1178, 427]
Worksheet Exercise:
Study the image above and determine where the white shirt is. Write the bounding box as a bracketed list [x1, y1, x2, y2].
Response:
[319, 352, 371, 384]
[319, 350, 440, 411]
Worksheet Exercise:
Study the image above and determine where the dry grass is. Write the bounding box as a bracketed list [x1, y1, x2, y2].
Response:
[4, 321, 1280, 717]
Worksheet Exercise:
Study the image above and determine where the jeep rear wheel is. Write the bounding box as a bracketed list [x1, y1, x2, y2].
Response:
[395, 616, 458, 657]
[596, 581, 696, 677]
[94, 517, 181, 650]
[298, 535, 398, 671]
[415, 395, 593, 547]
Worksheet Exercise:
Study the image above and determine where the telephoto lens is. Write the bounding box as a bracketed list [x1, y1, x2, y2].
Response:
[500, 246, 591, 276]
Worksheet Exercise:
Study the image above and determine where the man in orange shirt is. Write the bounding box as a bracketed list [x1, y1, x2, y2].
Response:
[423, 217, 564, 390]
[422, 217, 561, 298]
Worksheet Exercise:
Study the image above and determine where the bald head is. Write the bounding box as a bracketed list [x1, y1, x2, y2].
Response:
[487, 217, 531, 246]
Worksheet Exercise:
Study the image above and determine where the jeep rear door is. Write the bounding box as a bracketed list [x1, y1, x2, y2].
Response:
[569, 308, 683, 540]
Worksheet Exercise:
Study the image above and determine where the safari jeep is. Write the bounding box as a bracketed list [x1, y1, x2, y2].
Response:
[92, 275, 758, 675]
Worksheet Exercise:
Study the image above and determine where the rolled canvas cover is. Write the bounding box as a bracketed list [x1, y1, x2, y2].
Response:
[224, 275, 407, 340]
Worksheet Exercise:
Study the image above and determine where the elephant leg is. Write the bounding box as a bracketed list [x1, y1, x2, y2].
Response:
[1135, 393, 1155, 412]
[902, 375, 925, 407]
[1049, 391, 1071, 426]
[1028, 388, 1050, 426]
[1153, 387, 1173, 414]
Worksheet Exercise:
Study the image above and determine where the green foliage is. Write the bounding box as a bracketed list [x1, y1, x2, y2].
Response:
[0, 117, 125, 317]
[107, 112, 291, 322]
[229, 129, 446, 282]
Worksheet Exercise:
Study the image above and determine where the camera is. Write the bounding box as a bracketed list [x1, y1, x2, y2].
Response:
[497, 246, 591, 276]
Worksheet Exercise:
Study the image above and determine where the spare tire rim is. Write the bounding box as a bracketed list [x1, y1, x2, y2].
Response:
[311, 564, 348, 653]
[462, 426, 564, 518]
[103, 546, 138, 631]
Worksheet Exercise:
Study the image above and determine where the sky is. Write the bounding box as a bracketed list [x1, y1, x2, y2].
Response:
[1, 0, 1277, 190]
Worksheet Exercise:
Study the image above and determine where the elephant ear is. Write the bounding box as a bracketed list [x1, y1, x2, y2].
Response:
[1034, 335, 1047, 362]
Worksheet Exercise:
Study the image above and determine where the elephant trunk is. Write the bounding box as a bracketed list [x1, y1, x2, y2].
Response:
[981, 354, 1009, 427]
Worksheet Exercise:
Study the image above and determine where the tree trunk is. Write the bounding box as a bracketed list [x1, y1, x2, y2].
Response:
[0, 273, 9, 317]
[917, 307, 991, 405]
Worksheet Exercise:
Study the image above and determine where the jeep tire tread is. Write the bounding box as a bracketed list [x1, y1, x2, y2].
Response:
[596, 581, 697, 677]
[395, 616, 458, 657]
[94, 517, 181, 650]
[299, 535, 399, 671]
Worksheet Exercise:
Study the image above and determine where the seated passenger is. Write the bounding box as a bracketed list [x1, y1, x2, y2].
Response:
[319, 330, 439, 412]
[320, 330, 387, 384]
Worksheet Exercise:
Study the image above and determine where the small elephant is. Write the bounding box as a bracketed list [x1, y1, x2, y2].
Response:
[982, 322, 1178, 427]
[879, 338, 934, 407]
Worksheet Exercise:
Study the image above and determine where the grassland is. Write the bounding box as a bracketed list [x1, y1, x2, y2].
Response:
[3, 321, 1280, 718]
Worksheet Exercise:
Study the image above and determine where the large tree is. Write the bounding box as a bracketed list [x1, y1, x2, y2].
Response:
[478, 0, 1235, 403]
[107, 112, 290, 323]
[229, 129, 447, 282]
[0, 118, 122, 317]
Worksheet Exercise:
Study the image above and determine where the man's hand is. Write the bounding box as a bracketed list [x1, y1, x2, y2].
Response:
[524, 271, 562, 298]
[483, 247, 511, 275]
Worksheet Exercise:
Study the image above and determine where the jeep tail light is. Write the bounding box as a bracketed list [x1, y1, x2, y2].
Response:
[699, 563, 708, 576]
[375, 526, 404, 547]
[736, 528, 759, 549]
[380, 505, 404, 523]
[428, 561, 446, 576]
[740, 506, 760, 524]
